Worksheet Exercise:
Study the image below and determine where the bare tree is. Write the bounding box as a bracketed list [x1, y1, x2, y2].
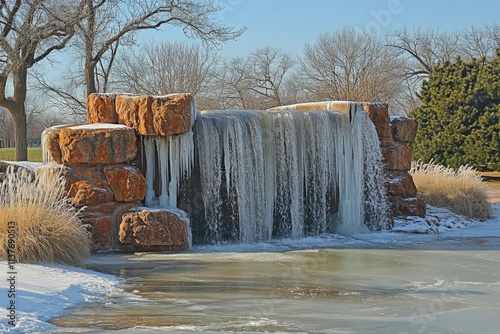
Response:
[40, 0, 244, 117]
[299, 27, 404, 105]
[210, 46, 297, 110]
[114, 41, 218, 101]
[387, 27, 478, 78]
[0, 0, 81, 160]
[279, 73, 308, 106]
[216, 56, 254, 109]
[246, 46, 295, 108]
[80, 0, 244, 96]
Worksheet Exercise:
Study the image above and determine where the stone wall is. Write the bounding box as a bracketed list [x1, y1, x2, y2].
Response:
[269, 101, 426, 219]
[40, 93, 194, 251]
[38, 95, 424, 251]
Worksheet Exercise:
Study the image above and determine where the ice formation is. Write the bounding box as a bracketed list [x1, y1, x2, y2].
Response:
[193, 107, 389, 244]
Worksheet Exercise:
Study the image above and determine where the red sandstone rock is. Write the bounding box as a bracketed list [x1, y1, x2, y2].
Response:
[115, 93, 194, 136]
[80, 202, 142, 249]
[86, 93, 118, 124]
[83, 201, 142, 216]
[61, 167, 114, 206]
[118, 209, 190, 251]
[82, 215, 113, 249]
[381, 142, 413, 171]
[386, 171, 418, 198]
[391, 197, 426, 217]
[391, 117, 418, 143]
[362, 103, 393, 143]
[58, 124, 137, 165]
[103, 165, 147, 202]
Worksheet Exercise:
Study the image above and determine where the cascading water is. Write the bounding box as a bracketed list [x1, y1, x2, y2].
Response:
[363, 115, 390, 230]
[188, 106, 389, 244]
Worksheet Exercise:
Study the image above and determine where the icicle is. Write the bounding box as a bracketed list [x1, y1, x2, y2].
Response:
[144, 137, 156, 207]
[41, 129, 52, 164]
[193, 105, 388, 244]
[155, 137, 167, 207]
[142, 130, 195, 209]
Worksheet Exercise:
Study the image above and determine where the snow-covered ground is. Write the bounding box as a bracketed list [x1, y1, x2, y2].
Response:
[0, 263, 121, 333]
[1, 202, 500, 333]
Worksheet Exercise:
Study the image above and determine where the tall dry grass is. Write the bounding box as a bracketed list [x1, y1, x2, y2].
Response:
[410, 160, 492, 219]
[0, 166, 91, 266]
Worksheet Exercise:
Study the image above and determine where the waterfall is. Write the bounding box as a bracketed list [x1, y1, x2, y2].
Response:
[362, 115, 390, 230]
[143, 131, 194, 208]
[191, 107, 388, 244]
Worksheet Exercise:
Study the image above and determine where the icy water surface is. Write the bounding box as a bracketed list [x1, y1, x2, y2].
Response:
[50, 237, 500, 334]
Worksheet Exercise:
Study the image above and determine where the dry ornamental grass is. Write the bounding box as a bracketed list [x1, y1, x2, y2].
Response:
[410, 160, 492, 219]
[0, 166, 91, 267]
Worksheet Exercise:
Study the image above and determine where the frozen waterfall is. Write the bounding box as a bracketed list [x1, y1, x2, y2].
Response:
[187, 107, 389, 244]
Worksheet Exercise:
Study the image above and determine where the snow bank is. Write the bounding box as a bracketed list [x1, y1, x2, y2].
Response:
[0, 262, 120, 333]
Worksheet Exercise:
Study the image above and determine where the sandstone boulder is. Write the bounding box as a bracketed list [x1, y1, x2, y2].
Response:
[82, 215, 113, 249]
[118, 209, 190, 251]
[61, 166, 114, 206]
[81, 201, 142, 216]
[58, 124, 137, 165]
[391, 117, 419, 143]
[41, 124, 75, 164]
[381, 142, 413, 171]
[391, 197, 426, 217]
[362, 103, 393, 144]
[86, 93, 118, 124]
[103, 165, 147, 202]
[115, 93, 194, 136]
[386, 171, 418, 197]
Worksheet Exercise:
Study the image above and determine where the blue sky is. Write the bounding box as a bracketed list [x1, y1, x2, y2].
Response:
[142, 0, 500, 57]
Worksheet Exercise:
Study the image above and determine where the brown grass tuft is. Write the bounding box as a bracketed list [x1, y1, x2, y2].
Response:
[0, 166, 91, 266]
[410, 160, 492, 219]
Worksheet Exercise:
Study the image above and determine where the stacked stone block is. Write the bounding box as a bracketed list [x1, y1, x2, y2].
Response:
[40, 123, 146, 249]
[40, 93, 194, 251]
[38, 94, 425, 250]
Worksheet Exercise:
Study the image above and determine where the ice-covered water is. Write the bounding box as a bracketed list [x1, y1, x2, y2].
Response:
[51, 240, 500, 333]
[49, 204, 500, 333]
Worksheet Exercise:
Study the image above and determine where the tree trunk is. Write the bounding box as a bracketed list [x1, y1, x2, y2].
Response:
[85, 60, 97, 96]
[12, 108, 28, 161]
[11, 63, 29, 161]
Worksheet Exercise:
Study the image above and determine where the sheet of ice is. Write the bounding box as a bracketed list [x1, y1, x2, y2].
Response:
[0, 262, 120, 333]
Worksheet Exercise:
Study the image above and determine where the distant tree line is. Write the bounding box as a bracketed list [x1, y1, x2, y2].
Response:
[2, 1, 500, 164]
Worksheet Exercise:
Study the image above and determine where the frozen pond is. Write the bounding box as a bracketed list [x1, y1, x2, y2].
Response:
[49, 231, 500, 334]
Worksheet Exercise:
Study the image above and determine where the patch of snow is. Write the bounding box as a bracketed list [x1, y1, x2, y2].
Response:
[0, 262, 120, 333]
[0, 161, 42, 171]
[387, 176, 403, 184]
[67, 123, 131, 130]
[392, 205, 476, 234]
